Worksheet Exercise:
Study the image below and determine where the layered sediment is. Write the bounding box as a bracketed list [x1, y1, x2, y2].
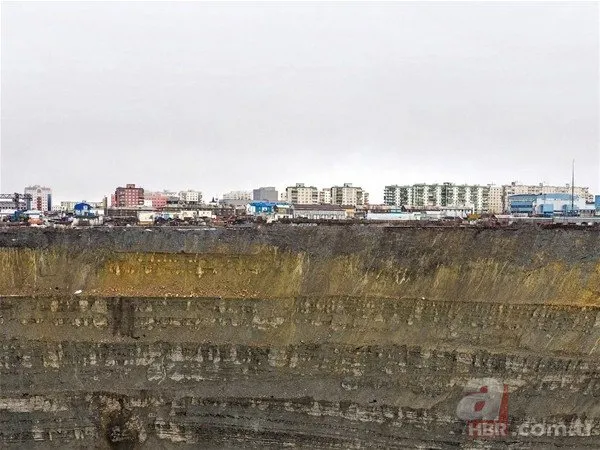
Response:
[0, 226, 599, 448]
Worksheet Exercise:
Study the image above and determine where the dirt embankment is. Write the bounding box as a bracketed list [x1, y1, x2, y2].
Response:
[1, 226, 600, 305]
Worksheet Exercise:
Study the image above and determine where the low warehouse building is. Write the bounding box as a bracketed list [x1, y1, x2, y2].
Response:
[292, 204, 347, 220]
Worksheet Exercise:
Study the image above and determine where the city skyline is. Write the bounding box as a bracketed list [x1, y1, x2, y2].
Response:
[1, 173, 597, 205]
[2, 2, 599, 202]
[4, 178, 597, 212]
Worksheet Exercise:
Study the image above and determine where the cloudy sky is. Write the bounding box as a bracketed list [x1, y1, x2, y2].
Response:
[1, 1, 598, 202]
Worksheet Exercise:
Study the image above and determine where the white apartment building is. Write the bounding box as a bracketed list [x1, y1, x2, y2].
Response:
[24, 185, 52, 212]
[383, 183, 490, 213]
[222, 190, 252, 201]
[318, 188, 332, 204]
[179, 190, 203, 204]
[488, 185, 504, 215]
[330, 183, 369, 206]
[286, 183, 319, 204]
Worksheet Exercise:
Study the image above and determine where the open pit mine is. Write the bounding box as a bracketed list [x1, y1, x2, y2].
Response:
[0, 226, 599, 449]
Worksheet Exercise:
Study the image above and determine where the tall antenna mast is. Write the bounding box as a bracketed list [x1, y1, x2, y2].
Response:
[571, 159, 575, 215]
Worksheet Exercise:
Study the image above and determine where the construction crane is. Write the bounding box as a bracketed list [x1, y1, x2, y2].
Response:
[0, 193, 33, 211]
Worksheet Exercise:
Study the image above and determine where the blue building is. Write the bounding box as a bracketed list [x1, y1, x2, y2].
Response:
[507, 194, 538, 215]
[595, 195, 600, 213]
[508, 193, 588, 216]
[74, 202, 95, 217]
[247, 201, 292, 220]
[536, 193, 578, 216]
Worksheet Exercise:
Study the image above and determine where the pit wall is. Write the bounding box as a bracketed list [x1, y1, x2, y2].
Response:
[1, 295, 599, 448]
[1, 227, 600, 448]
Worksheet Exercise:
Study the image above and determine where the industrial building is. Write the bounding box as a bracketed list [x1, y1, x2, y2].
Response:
[508, 193, 594, 216]
[0, 192, 31, 215]
[503, 181, 592, 207]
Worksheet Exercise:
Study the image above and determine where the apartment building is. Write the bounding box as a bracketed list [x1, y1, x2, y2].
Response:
[488, 185, 504, 214]
[179, 190, 203, 204]
[318, 188, 332, 204]
[24, 185, 52, 212]
[383, 183, 490, 213]
[285, 183, 319, 204]
[113, 184, 144, 208]
[330, 183, 368, 206]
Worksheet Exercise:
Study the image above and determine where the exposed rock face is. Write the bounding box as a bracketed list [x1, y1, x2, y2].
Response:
[0, 226, 598, 448]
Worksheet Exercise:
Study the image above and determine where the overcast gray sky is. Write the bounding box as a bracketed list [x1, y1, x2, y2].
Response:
[1, 1, 599, 203]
